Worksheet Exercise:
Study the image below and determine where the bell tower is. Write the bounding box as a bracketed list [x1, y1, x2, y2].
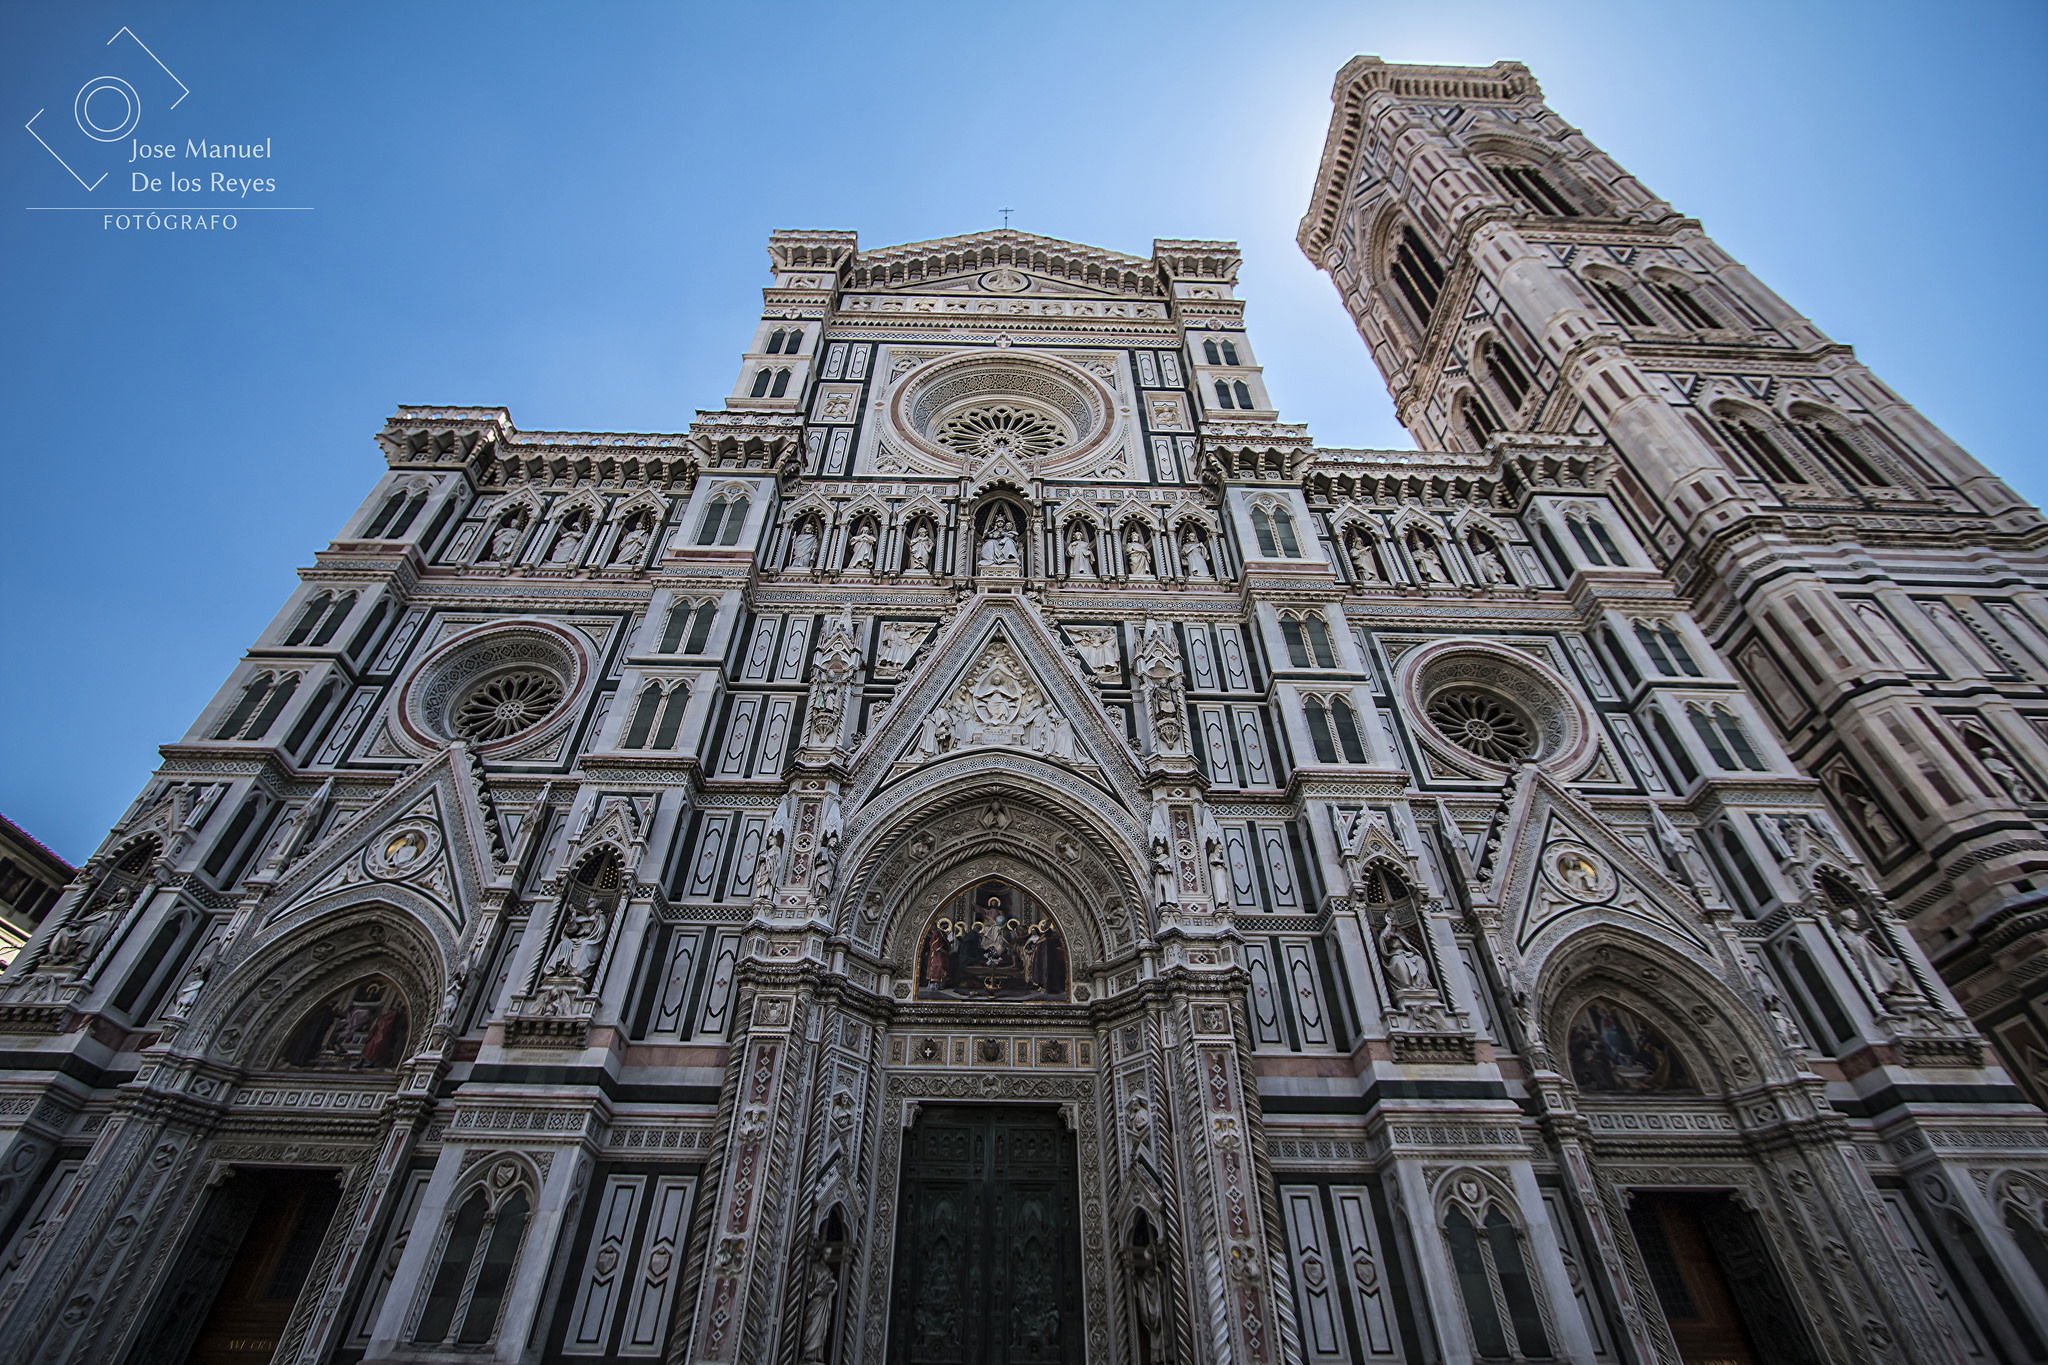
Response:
[1302, 56, 2048, 1094]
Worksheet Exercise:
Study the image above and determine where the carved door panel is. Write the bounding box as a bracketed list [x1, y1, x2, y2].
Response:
[1627, 1192, 1819, 1365]
[889, 1106, 1081, 1365]
[132, 1167, 343, 1365]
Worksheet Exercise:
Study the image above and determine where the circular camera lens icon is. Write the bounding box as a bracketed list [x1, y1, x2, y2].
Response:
[74, 76, 142, 143]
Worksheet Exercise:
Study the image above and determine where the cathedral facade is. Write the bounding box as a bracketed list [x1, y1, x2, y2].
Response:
[1, 55, 2046, 1365]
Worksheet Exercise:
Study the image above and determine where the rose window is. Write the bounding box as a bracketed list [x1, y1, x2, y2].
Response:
[934, 404, 1068, 463]
[1425, 688, 1535, 762]
[452, 669, 565, 742]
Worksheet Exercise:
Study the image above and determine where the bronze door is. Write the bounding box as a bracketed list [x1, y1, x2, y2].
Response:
[888, 1105, 1083, 1365]
[1627, 1191, 1820, 1365]
[128, 1167, 343, 1365]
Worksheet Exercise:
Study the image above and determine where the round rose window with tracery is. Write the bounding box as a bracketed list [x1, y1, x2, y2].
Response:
[394, 621, 589, 757]
[1425, 688, 1535, 762]
[934, 404, 1069, 463]
[453, 669, 565, 742]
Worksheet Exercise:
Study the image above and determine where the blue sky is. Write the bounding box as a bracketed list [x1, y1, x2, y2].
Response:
[3, 0, 2043, 862]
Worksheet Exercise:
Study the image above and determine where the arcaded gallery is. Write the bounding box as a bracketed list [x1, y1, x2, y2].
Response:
[2, 56, 2047, 1365]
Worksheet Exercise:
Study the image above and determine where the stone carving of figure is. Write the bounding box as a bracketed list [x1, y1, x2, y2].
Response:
[1347, 534, 1380, 583]
[1125, 529, 1152, 578]
[913, 709, 952, 758]
[788, 521, 821, 571]
[876, 622, 930, 678]
[800, 1252, 839, 1364]
[1838, 781, 1902, 851]
[978, 508, 1021, 570]
[845, 521, 877, 572]
[170, 938, 220, 1018]
[1150, 836, 1177, 908]
[1137, 619, 1189, 755]
[812, 830, 840, 900]
[544, 902, 609, 988]
[1832, 901, 1913, 1005]
[610, 515, 652, 565]
[1205, 835, 1232, 907]
[906, 520, 935, 574]
[1067, 529, 1096, 579]
[1969, 735, 2039, 803]
[40, 883, 132, 970]
[1472, 537, 1510, 585]
[1182, 534, 1213, 579]
[1131, 1239, 1166, 1359]
[484, 515, 523, 562]
[1380, 924, 1434, 998]
[1411, 537, 1447, 584]
[547, 512, 588, 565]
[1744, 950, 1806, 1050]
[1067, 626, 1119, 679]
[1650, 806, 1715, 897]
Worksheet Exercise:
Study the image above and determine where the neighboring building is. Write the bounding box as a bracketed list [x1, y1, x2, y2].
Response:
[0, 56, 2043, 1365]
[0, 815, 70, 972]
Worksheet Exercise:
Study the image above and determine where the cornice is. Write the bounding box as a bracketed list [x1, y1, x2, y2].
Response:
[1298, 57, 1543, 261]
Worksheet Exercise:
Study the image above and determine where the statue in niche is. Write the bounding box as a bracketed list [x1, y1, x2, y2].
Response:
[1965, 731, 2038, 802]
[281, 975, 410, 1070]
[1743, 949, 1807, 1050]
[787, 520, 821, 571]
[547, 510, 589, 565]
[1067, 528, 1096, 579]
[168, 937, 220, 1019]
[1470, 534, 1510, 585]
[1125, 528, 1152, 578]
[812, 829, 841, 900]
[845, 520, 878, 572]
[1380, 923, 1434, 999]
[799, 1247, 841, 1365]
[1650, 805, 1715, 897]
[1410, 535, 1448, 584]
[610, 513, 653, 565]
[977, 507, 1021, 570]
[1347, 533, 1381, 583]
[482, 511, 525, 561]
[1149, 835, 1177, 907]
[906, 520, 935, 574]
[1182, 533, 1213, 579]
[543, 900, 610, 986]
[1833, 773, 1901, 851]
[1566, 997, 1695, 1093]
[805, 613, 860, 747]
[1829, 896, 1913, 1004]
[916, 881, 1067, 1000]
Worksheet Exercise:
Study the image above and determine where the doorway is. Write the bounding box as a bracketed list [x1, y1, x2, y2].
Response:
[129, 1167, 342, 1365]
[888, 1105, 1082, 1365]
[1627, 1190, 1819, 1365]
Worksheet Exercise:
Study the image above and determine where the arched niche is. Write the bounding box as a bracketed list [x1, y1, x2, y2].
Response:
[276, 973, 412, 1071]
[1534, 928, 1792, 1098]
[841, 761, 1147, 979]
[182, 904, 445, 1073]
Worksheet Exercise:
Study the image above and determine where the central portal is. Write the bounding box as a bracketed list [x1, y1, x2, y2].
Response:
[887, 1105, 1083, 1365]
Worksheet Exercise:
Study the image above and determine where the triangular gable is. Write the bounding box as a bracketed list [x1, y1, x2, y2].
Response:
[1488, 769, 1712, 961]
[256, 743, 501, 931]
[848, 596, 1141, 810]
